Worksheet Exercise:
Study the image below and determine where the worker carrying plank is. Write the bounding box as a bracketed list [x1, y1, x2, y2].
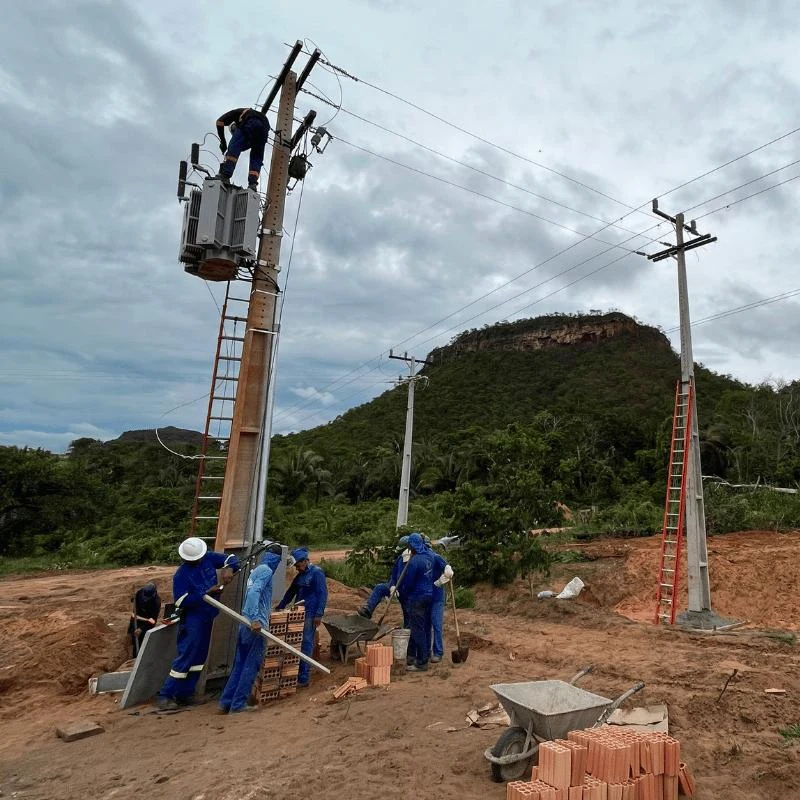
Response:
[218, 546, 283, 714]
[156, 537, 239, 711]
[215, 107, 271, 190]
[276, 548, 327, 688]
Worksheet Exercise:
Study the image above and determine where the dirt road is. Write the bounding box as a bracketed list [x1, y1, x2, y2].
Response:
[1, 531, 799, 799]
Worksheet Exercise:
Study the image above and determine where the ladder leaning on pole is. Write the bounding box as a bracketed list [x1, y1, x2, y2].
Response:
[189, 282, 250, 542]
[654, 380, 693, 625]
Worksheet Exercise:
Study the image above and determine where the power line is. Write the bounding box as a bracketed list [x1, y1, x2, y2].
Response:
[274, 156, 800, 426]
[335, 134, 654, 254]
[694, 173, 800, 220]
[304, 50, 649, 219]
[665, 289, 800, 333]
[302, 91, 650, 240]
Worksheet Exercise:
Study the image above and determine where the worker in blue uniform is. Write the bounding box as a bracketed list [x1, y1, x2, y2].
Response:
[156, 537, 239, 711]
[402, 532, 436, 672]
[218, 548, 282, 714]
[357, 535, 410, 622]
[277, 547, 327, 687]
[215, 107, 271, 189]
[430, 549, 454, 663]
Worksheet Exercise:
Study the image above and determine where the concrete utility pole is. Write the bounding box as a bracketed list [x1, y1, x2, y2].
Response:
[389, 351, 431, 528]
[214, 73, 297, 551]
[648, 201, 717, 618]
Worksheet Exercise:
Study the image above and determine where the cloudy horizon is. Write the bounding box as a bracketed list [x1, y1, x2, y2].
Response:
[2, 0, 799, 453]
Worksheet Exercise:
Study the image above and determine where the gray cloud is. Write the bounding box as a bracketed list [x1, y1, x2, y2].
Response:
[2, 0, 800, 448]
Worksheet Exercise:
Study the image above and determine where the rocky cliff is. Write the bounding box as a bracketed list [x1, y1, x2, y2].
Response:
[428, 312, 664, 363]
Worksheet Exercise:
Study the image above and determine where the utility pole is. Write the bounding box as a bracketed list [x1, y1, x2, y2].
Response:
[214, 73, 297, 551]
[648, 200, 717, 618]
[389, 351, 431, 528]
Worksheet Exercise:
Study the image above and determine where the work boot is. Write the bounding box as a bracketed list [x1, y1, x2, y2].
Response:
[248, 183, 259, 192]
[357, 606, 372, 619]
[215, 172, 231, 186]
[175, 695, 205, 707]
[430, 655, 442, 663]
[407, 664, 428, 673]
[156, 696, 178, 711]
[230, 705, 258, 714]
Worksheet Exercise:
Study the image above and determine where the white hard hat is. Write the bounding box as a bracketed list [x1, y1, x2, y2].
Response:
[178, 537, 207, 562]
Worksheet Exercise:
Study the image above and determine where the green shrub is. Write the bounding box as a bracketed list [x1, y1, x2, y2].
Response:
[452, 586, 475, 608]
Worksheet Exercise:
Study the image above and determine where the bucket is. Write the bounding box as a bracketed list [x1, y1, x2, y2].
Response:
[391, 628, 411, 662]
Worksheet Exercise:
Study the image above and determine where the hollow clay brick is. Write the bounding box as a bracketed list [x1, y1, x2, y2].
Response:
[368, 664, 391, 686]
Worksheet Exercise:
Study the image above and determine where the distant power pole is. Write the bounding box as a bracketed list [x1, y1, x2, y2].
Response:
[648, 200, 717, 618]
[389, 351, 431, 528]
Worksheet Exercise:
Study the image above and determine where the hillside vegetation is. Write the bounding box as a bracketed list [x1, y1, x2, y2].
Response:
[3, 311, 800, 578]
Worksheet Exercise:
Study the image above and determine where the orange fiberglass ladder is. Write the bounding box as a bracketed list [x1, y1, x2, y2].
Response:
[654, 380, 693, 625]
[189, 282, 250, 543]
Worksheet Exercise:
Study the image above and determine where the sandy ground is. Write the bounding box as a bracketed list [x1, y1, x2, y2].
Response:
[1, 531, 800, 799]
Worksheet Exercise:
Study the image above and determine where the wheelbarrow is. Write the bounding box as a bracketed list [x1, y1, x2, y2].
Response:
[321, 613, 396, 664]
[484, 666, 645, 782]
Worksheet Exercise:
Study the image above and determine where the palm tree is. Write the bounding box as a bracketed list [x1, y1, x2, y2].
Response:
[271, 447, 327, 505]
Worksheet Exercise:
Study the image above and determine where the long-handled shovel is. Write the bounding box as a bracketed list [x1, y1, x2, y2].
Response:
[376, 557, 412, 627]
[449, 582, 469, 664]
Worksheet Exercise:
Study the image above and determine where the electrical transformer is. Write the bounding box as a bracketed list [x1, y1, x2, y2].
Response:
[179, 178, 261, 281]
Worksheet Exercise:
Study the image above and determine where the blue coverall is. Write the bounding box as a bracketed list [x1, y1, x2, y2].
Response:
[362, 553, 410, 625]
[430, 552, 448, 660]
[158, 551, 239, 702]
[277, 564, 328, 685]
[403, 549, 435, 669]
[220, 112, 270, 187]
[219, 552, 280, 712]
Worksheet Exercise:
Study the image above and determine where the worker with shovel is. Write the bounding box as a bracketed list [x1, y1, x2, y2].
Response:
[218, 547, 282, 714]
[156, 537, 239, 711]
[430, 553, 454, 663]
[357, 535, 411, 623]
[277, 548, 327, 688]
[403, 533, 436, 673]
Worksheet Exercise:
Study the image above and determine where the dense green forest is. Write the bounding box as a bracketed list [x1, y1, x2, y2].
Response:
[3, 312, 800, 580]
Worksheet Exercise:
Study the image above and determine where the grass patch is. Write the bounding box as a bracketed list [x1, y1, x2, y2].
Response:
[453, 586, 476, 608]
[0, 555, 118, 577]
[779, 724, 800, 740]
[763, 630, 797, 647]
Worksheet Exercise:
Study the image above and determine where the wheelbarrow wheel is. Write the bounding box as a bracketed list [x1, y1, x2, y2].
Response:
[489, 726, 535, 783]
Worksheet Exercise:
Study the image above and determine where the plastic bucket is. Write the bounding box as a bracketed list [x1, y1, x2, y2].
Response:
[391, 628, 411, 662]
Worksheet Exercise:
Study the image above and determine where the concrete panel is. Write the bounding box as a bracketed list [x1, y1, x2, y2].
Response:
[119, 622, 179, 709]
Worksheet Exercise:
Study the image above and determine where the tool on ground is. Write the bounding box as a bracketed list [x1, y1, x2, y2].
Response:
[202, 594, 330, 674]
[449, 581, 469, 664]
[376, 556, 412, 626]
[716, 668, 738, 703]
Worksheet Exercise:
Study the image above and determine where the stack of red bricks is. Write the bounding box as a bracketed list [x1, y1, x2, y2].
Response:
[356, 643, 391, 686]
[506, 728, 695, 800]
[255, 608, 305, 704]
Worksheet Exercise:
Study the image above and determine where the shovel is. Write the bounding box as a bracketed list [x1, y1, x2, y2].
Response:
[376, 556, 412, 626]
[449, 581, 469, 664]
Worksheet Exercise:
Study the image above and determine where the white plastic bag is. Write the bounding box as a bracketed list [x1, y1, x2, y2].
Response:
[556, 577, 585, 600]
[537, 590, 556, 600]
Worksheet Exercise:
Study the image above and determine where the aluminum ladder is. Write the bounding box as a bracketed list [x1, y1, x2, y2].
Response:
[189, 283, 250, 542]
[654, 380, 693, 625]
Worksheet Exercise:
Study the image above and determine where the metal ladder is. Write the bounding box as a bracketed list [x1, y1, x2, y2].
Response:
[654, 380, 693, 625]
[189, 283, 250, 542]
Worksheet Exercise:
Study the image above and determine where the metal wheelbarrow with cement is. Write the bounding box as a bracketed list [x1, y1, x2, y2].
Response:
[321, 614, 395, 664]
[484, 666, 645, 782]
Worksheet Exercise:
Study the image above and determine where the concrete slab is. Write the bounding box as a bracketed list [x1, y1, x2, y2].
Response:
[88, 670, 132, 695]
[56, 719, 104, 742]
[120, 622, 179, 709]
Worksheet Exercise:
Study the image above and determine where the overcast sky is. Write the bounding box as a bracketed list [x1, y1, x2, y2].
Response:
[2, 0, 799, 452]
